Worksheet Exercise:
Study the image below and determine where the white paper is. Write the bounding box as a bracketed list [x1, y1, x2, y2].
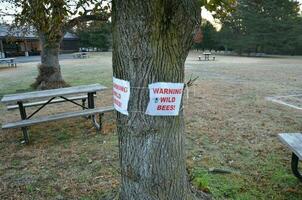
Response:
[146, 82, 184, 116]
[113, 77, 130, 115]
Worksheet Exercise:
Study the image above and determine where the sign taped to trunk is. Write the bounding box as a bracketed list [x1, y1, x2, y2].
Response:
[113, 77, 130, 115]
[146, 82, 184, 116]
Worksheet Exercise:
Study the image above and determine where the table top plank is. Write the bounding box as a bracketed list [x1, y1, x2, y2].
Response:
[1, 84, 106, 104]
[0, 58, 15, 61]
[278, 133, 302, 160]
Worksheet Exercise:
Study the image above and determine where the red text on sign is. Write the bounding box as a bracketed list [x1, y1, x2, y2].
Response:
[157, 105, 176, 111]
[160, 97, 176, 103]
[153, 88, 183, 95]
[113, 90, 121, 99]
[113, 83, 128, 93]
[114, 98, 122, 107]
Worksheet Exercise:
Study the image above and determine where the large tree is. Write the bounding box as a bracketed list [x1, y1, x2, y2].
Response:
[0, 0, 110, 89]
[112, 0, 234, 199]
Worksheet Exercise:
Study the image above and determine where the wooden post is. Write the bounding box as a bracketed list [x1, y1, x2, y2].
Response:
[17, 101, 29, 144]
[0, 39, 4, 58]
[24, 39, 29, 56]
[291, 153, 302, 181]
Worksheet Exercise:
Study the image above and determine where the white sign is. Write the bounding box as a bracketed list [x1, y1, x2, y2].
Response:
[146, 82, 184, 116]
[113, 77, 130, 115]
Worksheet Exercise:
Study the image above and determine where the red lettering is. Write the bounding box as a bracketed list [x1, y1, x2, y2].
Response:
[153, 88, 160, 94]
[113, 90, 121, 99]
[113, 83, 128, 93]
[153, 88, 183, 94]
[160, 97, 176, 103]
[114, 98, 122, 107]
[157, 104, 177, 111]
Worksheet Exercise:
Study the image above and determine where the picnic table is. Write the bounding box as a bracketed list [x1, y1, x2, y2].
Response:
[267, 95, 302, 181]
[279, 133, 302, 181]
[203, 52, 211, 61]
[198, 53, 215, 61]
[73, 52, 89, 59]
[0, 58, 17, 67]
[1, 84, 114, 144]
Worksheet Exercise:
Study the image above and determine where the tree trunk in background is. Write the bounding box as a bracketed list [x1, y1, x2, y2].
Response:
[31, 33, 68, 90]
[112, 0, 209, 199]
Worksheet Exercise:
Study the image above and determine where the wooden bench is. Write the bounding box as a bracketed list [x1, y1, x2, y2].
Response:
[2, 106, 114, 129]
[278, 133, 302, 181]
[1, 84, 114, 144]
[0, 58, 17, 67]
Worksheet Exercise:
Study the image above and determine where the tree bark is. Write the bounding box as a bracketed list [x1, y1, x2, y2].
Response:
[112, 1, 210, 199]
[32, 33, 68, 90]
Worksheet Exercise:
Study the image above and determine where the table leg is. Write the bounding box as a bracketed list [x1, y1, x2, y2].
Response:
[87, 92, 95, 109]
[88, 92, 100, 130]
[99, 113, 104, 133]
[17, 101, 29, 144]
[291, 153, 302, 181]
[82, 99, 86, 110]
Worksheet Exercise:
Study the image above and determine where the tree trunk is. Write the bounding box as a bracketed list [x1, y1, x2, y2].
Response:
[32, 33, 68, 90]
[112, 1, 210, 199]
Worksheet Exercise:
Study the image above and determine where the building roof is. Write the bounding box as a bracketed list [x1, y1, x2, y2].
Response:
[0, 24, 78, 40]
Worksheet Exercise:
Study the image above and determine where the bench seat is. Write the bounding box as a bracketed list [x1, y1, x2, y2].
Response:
[2, 106, 114, 129]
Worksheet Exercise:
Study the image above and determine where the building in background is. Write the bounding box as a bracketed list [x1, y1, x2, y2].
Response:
[0, 24, 79, 58]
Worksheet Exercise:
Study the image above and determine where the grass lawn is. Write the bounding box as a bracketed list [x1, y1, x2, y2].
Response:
[0, 52, 302, 199]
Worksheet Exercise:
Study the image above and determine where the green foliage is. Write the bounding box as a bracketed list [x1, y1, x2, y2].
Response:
[192, 169, 249, 199]
[193, 172, 211, 192]
[56, 130, 70, 142]
[193, 20, 219, 51]
[218, 0, 302, 55]
[77, 22, 112, 51]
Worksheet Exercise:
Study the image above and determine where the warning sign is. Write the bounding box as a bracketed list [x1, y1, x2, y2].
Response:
[145, 82, 184, 116]
[113, 77, 130, 115]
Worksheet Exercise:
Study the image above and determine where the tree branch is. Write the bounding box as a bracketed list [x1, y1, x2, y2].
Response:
[64, 13, 110, 31]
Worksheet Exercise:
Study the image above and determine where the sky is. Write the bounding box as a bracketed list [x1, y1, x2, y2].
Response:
[1, 1, 302, 25]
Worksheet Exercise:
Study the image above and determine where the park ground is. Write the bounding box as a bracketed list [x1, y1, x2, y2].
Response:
[0, 52, 302, 199]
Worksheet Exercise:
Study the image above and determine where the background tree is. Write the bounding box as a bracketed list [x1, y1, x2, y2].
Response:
[112, 0, 235, 199]
[77, 22, 112, 52]
[218, 0, 302, 55]
[0, 0, 110, 89]
[193, 21, 219, 51]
